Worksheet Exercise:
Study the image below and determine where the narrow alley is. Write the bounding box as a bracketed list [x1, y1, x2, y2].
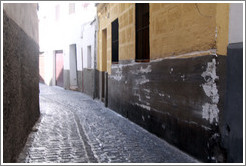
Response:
[3, 2, 243, 163]
[17, 84, 198, 163]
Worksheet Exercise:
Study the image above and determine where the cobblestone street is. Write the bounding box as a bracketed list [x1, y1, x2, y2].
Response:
[17, 83, 199, 163]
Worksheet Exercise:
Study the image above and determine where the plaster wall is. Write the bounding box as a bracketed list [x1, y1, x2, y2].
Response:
[97, 3, 230, 74]
[80, 21, 96, 70]
[3, 4, 40, 162]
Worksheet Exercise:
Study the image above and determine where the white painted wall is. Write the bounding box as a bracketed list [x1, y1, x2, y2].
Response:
[79, 20, 96, 71]
[3, 3, 39, 43]
[229, 3, 244, 44]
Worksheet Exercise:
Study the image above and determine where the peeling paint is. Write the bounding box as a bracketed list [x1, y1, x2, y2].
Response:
[202, 103, 219, 123]
[135, 103, 151, 111]
[144, 89, 150, 93]
[139, 65, 152, 73]
[181, 74, 186, 81]
[136, 75, 149, 85]
[201, 58, 220, 124]
[142, 115, 145, 121]
[159, 93, 171, 99]
[132, 65, 152, 75]
[170, 68, 173, 74]
[201, 125, 212, 131]
[110, 66, 123, 81]
[161, 124, 166, 130]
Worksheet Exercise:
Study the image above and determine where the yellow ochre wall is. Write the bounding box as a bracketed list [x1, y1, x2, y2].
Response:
[97, 3, 229, 73]
[97, 3, 135, 73]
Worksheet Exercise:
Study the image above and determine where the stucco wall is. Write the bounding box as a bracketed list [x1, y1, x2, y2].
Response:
[3, 4, 40, 162]
[150, 3, 217, 58]
[97, 3, 135, 74]
[97, 3, 230, 74]
[215, 3, 229, 55]
[96, 2, 241, 162]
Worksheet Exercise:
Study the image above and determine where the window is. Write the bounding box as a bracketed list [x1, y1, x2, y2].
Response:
[136, 3, 149, 62]
[69, 3, 75, 14]
[112, 18, 119, 63]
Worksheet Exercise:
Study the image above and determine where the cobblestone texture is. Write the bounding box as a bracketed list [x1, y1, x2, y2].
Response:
[17, 84, 199, 163]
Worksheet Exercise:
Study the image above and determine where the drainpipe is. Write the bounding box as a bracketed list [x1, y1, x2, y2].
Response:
[93, 16, 98, 99]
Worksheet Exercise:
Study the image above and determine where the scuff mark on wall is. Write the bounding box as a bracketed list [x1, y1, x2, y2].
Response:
[135, 103, 151, 111]
[131, 64, 152, 75]
[136, 75, 150, 85]
[144, 89, 150, 93]
[201, 58, 219, 124]
[109, 65, 123, 81]
[170, 68, 173, 74]
[139, 65, 152, 73]
[134, 91, 142, 102]
[181, 74, 186, 81]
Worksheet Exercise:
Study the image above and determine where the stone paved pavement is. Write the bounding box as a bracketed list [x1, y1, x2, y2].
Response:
[17, 83, 199, 163]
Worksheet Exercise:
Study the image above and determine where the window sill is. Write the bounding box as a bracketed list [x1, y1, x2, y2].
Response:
[135, 59, 150, 63]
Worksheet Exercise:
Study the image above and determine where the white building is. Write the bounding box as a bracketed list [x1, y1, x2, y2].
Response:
[38, 2, 97, 96]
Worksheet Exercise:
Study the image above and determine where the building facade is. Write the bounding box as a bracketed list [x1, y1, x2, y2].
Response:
[80, 20, 98, 97]
[96, 3, 243, 162]
[3, 3, 40, 162]
[39, 2, 97, 98]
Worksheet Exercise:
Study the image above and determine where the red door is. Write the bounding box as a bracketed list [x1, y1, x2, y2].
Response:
[55, 51, 64, 87]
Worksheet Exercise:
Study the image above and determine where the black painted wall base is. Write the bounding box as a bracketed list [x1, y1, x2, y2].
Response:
[77, 70, 83, 92]
[220, 42, 243, 163]
[63, 70, 70, 90]
[108, 55, 227, 162]
[82, 69, 95, 98]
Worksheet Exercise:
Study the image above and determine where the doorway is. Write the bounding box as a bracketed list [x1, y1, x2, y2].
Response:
[69, 44, 78, 90]
[55, 50, 64, 87]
